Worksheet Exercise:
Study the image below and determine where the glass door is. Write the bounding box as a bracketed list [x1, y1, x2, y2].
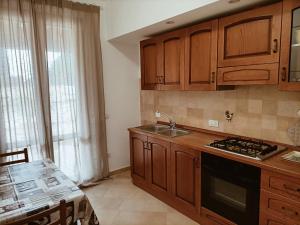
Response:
[279, 0, 300, 91]
[290, 8, 300, 82]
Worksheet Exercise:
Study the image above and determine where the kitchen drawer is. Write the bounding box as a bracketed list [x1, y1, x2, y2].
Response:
[217, 63, 278, 85]
[261, 170, 300, 201]
[260, 190, 300, 225]
[260, 211, 289, 225]
[201, 207, 237, 225]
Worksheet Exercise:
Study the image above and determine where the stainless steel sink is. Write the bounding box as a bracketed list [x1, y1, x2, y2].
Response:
[139, 124, 190, 137]
[157, 129, 190, 137]
[139, 124, 170, 132]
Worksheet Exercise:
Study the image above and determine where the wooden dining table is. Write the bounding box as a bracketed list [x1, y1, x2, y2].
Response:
[0, 159, 99, 225]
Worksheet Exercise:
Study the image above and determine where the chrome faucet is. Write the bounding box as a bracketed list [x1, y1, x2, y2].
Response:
[155, 111, 176, 130]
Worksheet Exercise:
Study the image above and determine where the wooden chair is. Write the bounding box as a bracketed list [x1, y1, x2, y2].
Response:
[0, 147, 29, 167]
[8, 200, 67, 225]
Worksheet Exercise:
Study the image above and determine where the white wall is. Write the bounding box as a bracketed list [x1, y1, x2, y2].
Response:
[105, 0, 218, 40]
[74, 0, 141, 172]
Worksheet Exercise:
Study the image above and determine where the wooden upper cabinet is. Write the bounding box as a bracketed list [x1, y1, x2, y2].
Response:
[158, 30, 185, 90]
[279, 0, 300, 91]
[185, 20, 218, 91]
[170, 144, 200, 212]
[218, 2, 282, 67]
[147, 137, 171, 193]
[141, 39, 159, 90]
[141, 30, 185, 90]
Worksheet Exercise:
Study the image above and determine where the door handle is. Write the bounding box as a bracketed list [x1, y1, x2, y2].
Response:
[211, 72, 216, 83]
[160, 76, 165, 84]
[281, 67, 287, 82]
[281, 206, 299, 216]
[143, 142, 148, 149]
[194, 157, 200, 168]
[156, 76, 160, 84]
[273, 39, 279, 53]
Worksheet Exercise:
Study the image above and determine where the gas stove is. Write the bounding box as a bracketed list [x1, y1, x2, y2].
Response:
[207, 137, 286, 160]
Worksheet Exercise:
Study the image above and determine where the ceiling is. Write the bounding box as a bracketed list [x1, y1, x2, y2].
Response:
[110, 0, 278, 43]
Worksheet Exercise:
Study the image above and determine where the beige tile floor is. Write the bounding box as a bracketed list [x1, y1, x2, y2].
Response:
[84, 170, 200, 225]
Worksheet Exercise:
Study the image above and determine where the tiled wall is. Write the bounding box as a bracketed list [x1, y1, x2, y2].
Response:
[140, 86, 300, 145]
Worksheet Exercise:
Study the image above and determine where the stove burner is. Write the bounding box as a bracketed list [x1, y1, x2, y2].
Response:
[208, 137, 286, 160]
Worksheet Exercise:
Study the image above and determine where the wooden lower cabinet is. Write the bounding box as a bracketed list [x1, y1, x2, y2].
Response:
[130, 132, 300, 225]
[170, 144, 200, 212]
[260, 211, 289, 225]
[130, 132, 202, 223]
[261, 170, 300, 201]
[260, 190, 300, 225]
[260, 169, 300, 225]
[147, 136, 171, 194]
[130, 132, 148, 183]
[130, 132, 171, 194]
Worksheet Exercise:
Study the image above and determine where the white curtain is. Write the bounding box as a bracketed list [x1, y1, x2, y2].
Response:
[0, 0, 109, 184]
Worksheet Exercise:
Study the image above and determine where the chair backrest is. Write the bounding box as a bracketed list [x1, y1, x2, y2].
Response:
[8, 200, 67, 225]
[0, 148, 29, 167]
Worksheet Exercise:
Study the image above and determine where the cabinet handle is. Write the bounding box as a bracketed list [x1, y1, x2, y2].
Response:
[283, 184, 300, 193]
[211, 72, 216, 83]
[281, 67, 287, 82]
[156, 76, 160, 84]
[147, 142, 152, 150]
[143, 142, 148, 149]
[194, 157, 200, 168]
[273, 39, 279, 53]
[281, 206, 299, 216]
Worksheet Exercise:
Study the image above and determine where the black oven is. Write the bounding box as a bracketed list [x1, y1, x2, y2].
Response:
[201, 153, 261, 225]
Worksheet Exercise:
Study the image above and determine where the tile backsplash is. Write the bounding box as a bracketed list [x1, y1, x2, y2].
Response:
[140, 86, 300, 145]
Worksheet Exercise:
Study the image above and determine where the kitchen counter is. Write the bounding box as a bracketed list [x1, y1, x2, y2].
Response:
[128, 126, 300, 179]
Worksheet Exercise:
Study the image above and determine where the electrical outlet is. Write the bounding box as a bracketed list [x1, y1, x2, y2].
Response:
[155, 111, 161, 118]
[208, 120, 219, 128]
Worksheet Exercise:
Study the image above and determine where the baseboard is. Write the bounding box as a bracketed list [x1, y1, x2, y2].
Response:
[109, 166, 130, 176]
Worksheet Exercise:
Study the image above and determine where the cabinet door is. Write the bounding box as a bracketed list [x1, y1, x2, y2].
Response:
[218, 2, 282, 67]
[140, 39, 159, 90]
[260, 212, 289, 225]
[279, 0, 300, 91]
[184, 20, 218, 91]
[171, 144, 200, 212]
[130, 132, 148, 183]
[158, 30, 185, 90]
[147, 137, 171, 193]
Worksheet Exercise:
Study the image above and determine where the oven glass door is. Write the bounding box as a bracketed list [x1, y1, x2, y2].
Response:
[202, 167, 259, 225]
